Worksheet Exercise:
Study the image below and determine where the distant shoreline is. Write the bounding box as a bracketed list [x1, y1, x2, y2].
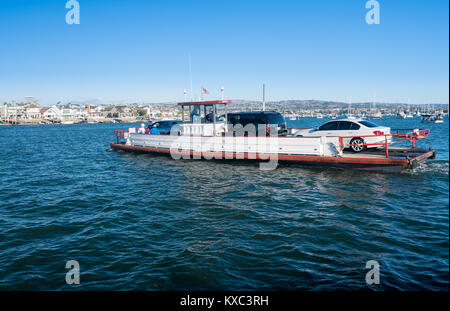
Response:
[0, 117, 144, 126]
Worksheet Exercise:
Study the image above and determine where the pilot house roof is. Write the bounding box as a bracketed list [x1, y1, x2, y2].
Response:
[177, 100, 231, 106]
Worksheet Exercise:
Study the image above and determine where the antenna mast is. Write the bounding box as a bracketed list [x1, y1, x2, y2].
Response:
[348, 97, 352, 117]
[262, 83, 266, 111]
[188, 53, 193, 101]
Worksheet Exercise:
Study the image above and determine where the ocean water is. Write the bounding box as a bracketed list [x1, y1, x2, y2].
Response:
[0, 117, 448, 290]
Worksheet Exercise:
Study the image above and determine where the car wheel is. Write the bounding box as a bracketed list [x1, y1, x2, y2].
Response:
[349, 137, 366, 153]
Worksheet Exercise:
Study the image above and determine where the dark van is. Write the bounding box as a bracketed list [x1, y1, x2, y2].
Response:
[227, 112, 287, 136]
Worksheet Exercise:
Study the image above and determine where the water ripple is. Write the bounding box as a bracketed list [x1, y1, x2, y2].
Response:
[0, 118, 448, 290]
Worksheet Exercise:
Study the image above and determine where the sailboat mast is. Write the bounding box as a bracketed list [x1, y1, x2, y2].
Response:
[348, 97, 352, 117]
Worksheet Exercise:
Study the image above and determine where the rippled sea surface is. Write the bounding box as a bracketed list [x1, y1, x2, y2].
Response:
[0, 117, 448, 290]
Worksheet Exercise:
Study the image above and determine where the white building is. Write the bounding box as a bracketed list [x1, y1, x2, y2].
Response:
[73, 106, 88, 119]
[25, 107, 41, 119]
[57, 104, 89, 120]
[1, 104, 7, 118]
[89, 105, 104, 119]
[7, 106, 25, 119]
[40, 106, 62, 120]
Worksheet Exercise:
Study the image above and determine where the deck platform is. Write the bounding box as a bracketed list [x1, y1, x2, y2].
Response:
[110, 142, 436, 172]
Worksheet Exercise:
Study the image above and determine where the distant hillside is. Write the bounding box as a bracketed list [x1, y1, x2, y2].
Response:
[228, 100, 448, 109]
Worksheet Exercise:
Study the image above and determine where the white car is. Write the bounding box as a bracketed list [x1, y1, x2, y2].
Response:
[293, 119, 391, 152]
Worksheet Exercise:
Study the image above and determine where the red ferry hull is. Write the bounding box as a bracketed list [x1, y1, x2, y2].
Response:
[110, 143, 436, 172]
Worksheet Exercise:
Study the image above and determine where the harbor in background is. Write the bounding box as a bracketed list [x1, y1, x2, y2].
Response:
[1, 97, 448, 126]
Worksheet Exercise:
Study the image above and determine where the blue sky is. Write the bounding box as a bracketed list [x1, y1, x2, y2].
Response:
[0, 0, 448, 105]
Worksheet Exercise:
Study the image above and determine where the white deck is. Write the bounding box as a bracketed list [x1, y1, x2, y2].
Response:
[126, 132, 342, 157]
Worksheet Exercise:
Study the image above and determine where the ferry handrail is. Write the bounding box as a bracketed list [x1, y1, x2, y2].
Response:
[115, 128, 430, 141]
[337, 128, 430, 158]
[114, 129, 129, 143]
[114, 127, 431, 158]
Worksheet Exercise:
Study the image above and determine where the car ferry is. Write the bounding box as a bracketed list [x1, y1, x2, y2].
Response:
[110, 100, 436, 172]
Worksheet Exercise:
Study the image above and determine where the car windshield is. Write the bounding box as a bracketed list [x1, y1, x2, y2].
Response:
[359, 120, 379, 128]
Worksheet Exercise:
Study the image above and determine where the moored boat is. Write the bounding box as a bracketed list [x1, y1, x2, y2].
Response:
[422, 113, 444, 123]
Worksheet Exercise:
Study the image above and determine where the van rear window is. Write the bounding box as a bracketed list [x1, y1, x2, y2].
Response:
[265, 114, 285, 124]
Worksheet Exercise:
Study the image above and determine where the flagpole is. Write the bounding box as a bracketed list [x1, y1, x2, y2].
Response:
[188, 53, 193, 101]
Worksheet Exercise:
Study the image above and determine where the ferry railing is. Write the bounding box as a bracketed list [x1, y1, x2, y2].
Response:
[116, 127, 430, 158]
[338, 128, 430, 158]
[114, 129, 129, 144]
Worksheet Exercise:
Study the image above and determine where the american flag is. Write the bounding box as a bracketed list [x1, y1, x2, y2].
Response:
[201, 88, 210, 95]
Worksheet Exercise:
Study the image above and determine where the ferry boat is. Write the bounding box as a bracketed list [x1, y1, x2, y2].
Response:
[110, 100, 436, 172]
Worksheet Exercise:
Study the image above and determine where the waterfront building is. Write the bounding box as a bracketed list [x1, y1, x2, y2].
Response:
[90, 105, 104, 119]
[40, 106, 62, 120]
[7, 106, 25, 119]
[25, 107, 41, 119]
[1, 104, 7, 118]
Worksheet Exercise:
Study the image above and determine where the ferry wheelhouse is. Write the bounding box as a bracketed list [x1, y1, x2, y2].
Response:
[111, 100, 436, 172]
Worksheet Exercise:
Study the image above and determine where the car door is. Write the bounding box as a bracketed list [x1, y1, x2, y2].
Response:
[334, 121, 356, 144]
[348, 121, 361, 136]
[334, 121, 351, 136]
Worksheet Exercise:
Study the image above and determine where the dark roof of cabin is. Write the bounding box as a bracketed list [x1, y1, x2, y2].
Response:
[177, 100, 231, 106]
